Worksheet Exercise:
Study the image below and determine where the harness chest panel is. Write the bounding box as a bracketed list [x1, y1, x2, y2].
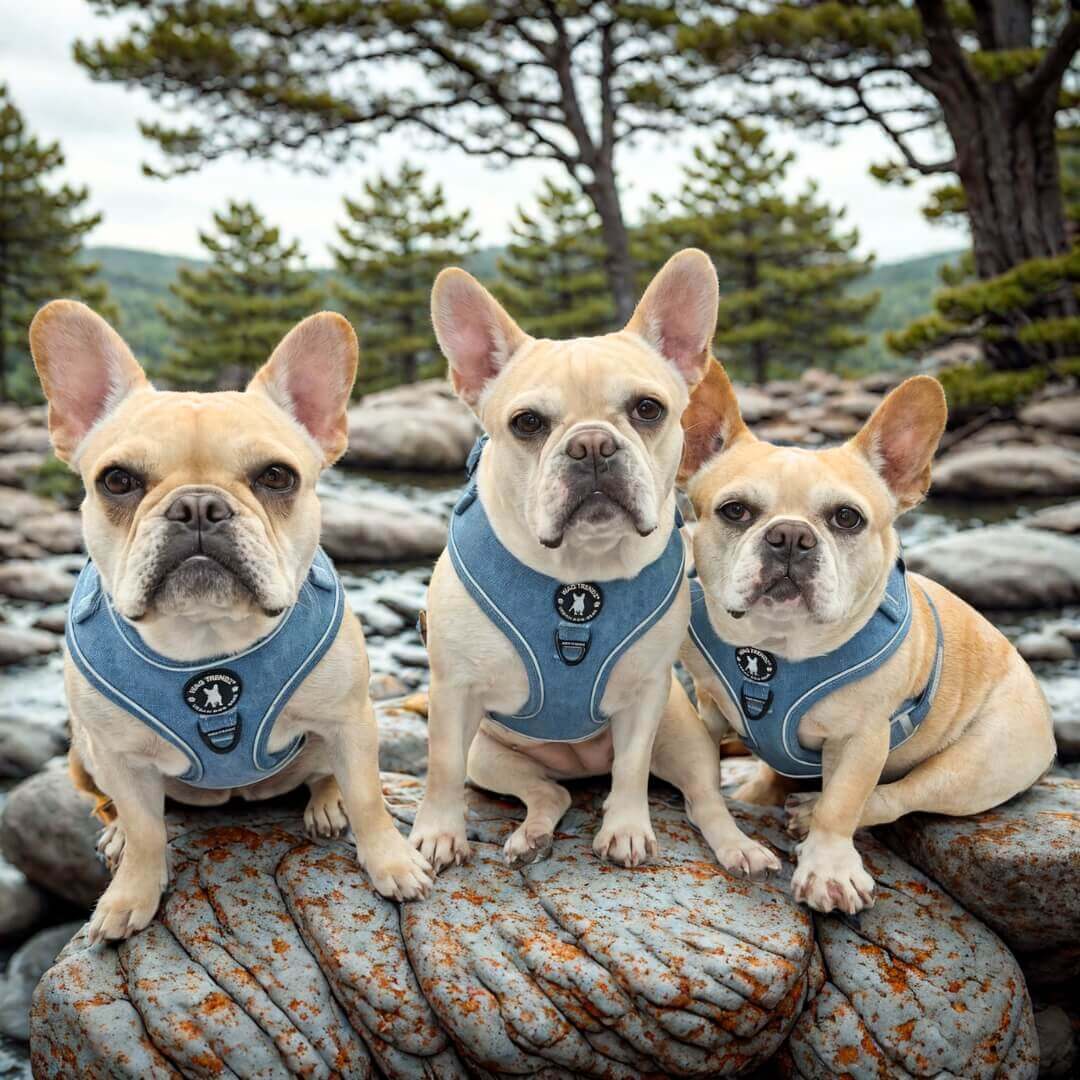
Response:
[66, 547, 345, 789]
[447, 440, 685, 743]
[688, 560, 943, 779]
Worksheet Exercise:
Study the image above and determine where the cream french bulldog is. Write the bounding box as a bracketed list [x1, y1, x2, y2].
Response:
[410, 251, 779, 880]
[679, 361, 1056, 914]
[30, 302, 432, 943]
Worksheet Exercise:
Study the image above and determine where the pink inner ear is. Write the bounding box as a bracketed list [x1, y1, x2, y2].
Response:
[283, 369, 337, 445]
[63, 363, 119, 444]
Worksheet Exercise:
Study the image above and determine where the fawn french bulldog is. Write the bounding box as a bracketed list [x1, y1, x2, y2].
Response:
[679, 361, 1055, 914]
[410, 251, 779, 879]
[30, 302, 432, 942]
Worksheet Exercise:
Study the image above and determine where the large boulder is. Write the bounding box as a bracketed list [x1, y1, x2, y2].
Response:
[735, 384, 787, 423]
[0, 488, 57, 529]
[0, 922, 81, 1042]
[0, 562, 75, 604]
[1026, 500, 1080, 535]
[0, 451, 48, 488]
[0, 626, 60, 667]
[933, 445, 1080, 498]
[320, 494, 446, 563]
[907, 525, 1080, 609]
[1020, 394, 1080, 435]
[883, 775, 1080, 987]
[0, 713, 67, 778]
[19, 512, 83, 555]
[28, 776, 1037, 1078]
[0, 854, 49, 941]
[342, 379, 480, 471]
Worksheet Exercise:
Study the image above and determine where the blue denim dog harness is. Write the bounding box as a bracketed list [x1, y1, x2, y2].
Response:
[688, 559, 943, 778]
[65, 547, 345, 788]
[447, 437, 685, 742]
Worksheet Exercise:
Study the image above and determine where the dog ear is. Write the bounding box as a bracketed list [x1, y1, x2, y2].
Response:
[431, 268, 530, 410]
[678, 359, 752, 484]
[248, 312, 359, 466]
[850, 375, 947, 512]
[626, 249, 719, 389]
[29, 301, 150, 463]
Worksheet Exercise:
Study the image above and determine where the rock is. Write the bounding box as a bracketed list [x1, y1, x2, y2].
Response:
[1034, 1005, 1076, 1078]
[1020, 394, 1080, 435]
[734, 384, 786, 423]
[0, 562, 74, 604]
[0, 626, 60, 666]
[31, 608, 67, 635]
[320, 495, 446, 563]
[1016, 628, 1075, 662]
[0, 714, 67, 778]
[0, 855, 49, 941]
[353, 599, 408, 637]
[376, 587, 426, 623]
[831, 389, 882, 419]
[1053, 718, 1080, 763]
[0, 766, 110, 909]
[368, 672, 409, 701]
[375, 706, 428, 774]
[29, 777, 1037, 1078]
[0, 425, 51, 455]
[342, 379, 480, 471]
[0, 922, 81, 1042]
[859, 371, 904, 394]
[907, 525, 1080, 609]
[389, 642, 429, 669]
[0, 452, 47, 488]
[0, 487, 55, 529]
[754, 421, 823, 446]
[934, 445, 1080, 498]
[800, 368, 844, 394]
[883, 775, 1080, 987]
[809, 411, 863, 440]
[19, 512, 83, 555]
[1027, 500, 1080, 534]
[0, 530, 44, 560]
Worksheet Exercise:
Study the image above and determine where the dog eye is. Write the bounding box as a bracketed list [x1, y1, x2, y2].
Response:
[718, 501, 752, 524]
[630, 397, 665, 423]
[510, 411, 546, 438]
[255, 464, 297, 492]
[832, 506, 863, 530]
[100, 467, 141, 496]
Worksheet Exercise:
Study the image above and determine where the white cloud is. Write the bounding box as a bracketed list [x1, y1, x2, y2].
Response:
[3, 0, 968, 267]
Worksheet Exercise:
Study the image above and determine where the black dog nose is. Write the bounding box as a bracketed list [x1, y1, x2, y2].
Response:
[566, 428, 617, 462]
[165, 491, 233, 530]
[765, 520, 817, 557]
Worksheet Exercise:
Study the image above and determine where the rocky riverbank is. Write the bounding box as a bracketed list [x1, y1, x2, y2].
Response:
[1, 370, 1079, 1076]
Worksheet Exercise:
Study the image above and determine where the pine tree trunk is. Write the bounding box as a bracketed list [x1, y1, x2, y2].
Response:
[585, 168, 636, 324]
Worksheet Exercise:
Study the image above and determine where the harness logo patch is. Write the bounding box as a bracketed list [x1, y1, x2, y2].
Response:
[555, 582, 603, 623]
[184, 669, 242, 715]
[735, 647, 776, 683]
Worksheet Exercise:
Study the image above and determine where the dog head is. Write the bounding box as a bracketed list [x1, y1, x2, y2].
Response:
[431, 250, 717, 555]
[681, 362, 946, 655]
[30, 302, 357, 627]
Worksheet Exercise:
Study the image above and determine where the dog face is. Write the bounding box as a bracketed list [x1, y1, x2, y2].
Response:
[30, 303, 357, 624]
[681, 363, 946, 649]
[431, 250, 718, 551]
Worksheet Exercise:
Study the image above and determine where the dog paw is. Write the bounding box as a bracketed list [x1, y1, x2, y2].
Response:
[410, 805, 471, 873]
[503, 821, 555, 868]
[304, 793, 349, 839]
[87, 873, 164, 944]
[592, 817, 657, 867]
[360, 829, 434, 902]
[96, 823, 126, 873]
[714, 835, 782, 879]
[791, 835, 876, 915]
[784, 792, 819, 840]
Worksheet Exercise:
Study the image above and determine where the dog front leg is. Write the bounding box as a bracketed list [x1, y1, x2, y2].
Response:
[86, 755, 168, 944]
[410, 677, 483, 873]
[328, 700, 433, 901]
[787, 722, 890, 915]
[592, 677, 668, 867]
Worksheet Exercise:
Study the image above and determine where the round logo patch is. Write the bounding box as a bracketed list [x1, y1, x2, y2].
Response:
[184, 669, 242, 715]
[735, 647, 777, 683]
[555, 582, 603, 623]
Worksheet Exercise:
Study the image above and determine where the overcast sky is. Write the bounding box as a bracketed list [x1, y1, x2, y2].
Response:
[4, 0, 968, 268]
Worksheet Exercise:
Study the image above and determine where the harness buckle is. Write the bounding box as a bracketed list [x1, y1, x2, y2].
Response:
[554, 625, 590, 666]
[198, 711, 242, 754]
[740, 682, 773, 721]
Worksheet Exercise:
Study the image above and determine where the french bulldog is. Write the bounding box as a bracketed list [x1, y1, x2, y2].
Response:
[679, 361, 1056, 914]
[30, 302, 432, 942]
[409, 251, 780, 879]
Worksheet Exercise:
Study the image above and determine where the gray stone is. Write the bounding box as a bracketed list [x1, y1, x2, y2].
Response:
[734, 384, 786, 423]
[0, 766, 110, 909]
[375, 705, 428, 775]
[0, 488, 56, 530]
[1034, 1005, 1076, 1077]
[883, 775, 1080, 987]
[831, 390, 882, 419]
[389, 642, 429, 669]
[1020, 394, 1080, 435]
[0, 713, 67, 778]
[907, 526, 1080, 609]
[1027, 500, 1080, 534]
[0, 626, 60, 666]
[353, 598, 407, 637]
[1053, 717, 1080, 762]
[753, 421, 823, 446]
[809, 412, 863, 440]
[934, 445, 1080, 498]
[0, 452, 47, 488]
[1016, 628, 1075, 662]
[29, 777, 1037, 1078]
[0, 855, 49, 940]
[0, 530, 44, 560]
[0, 562, 74, 604]
[19, 512, 83, 555]
[368, 671, 409, 701]
[0, 425, 51, 455]
[30, 608, 67, 635]
[320, 494, 446, 563]
[342, 378, 480, 471]
[0, 922, 81, 1041]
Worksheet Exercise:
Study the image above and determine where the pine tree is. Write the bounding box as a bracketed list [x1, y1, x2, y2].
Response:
[160, 202, 321, 390]
[0, 84, 111, 402]
[494, 181, 614, 339]
[331, 163, 476, 393]
[645, 123, 878, 385]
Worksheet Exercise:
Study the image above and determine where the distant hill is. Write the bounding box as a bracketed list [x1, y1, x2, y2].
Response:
[83, 242, 964, 374]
